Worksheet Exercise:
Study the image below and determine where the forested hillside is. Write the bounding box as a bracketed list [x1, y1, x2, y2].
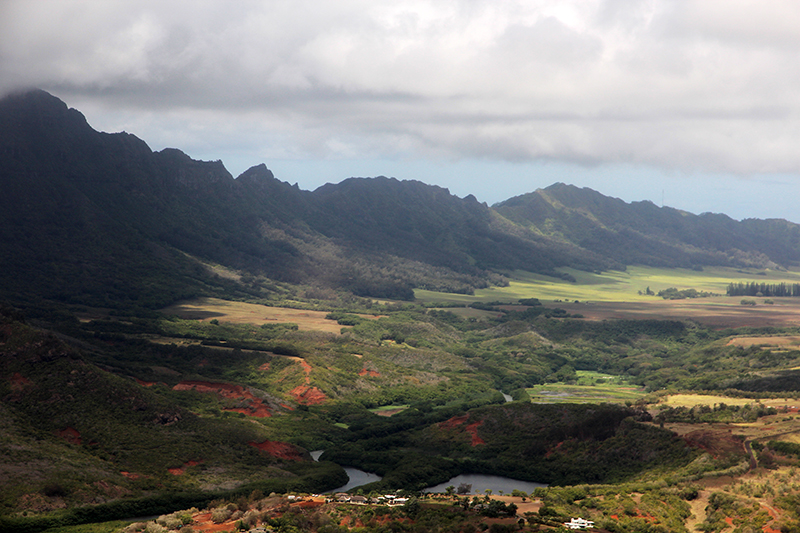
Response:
[495, 183, 800, 270]
[4, 90, 800, 312]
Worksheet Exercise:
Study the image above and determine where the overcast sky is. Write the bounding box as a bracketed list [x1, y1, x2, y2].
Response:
[2, 0, 800, 221]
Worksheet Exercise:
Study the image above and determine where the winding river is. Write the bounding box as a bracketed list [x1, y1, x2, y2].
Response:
[312, 451, 545, 495]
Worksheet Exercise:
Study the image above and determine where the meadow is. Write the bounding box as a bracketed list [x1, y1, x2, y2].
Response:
[159, 297, 379, 334]
[417, 265, 800, 304]
[526, 371, 646, 405]
[417, 265, 800, 327]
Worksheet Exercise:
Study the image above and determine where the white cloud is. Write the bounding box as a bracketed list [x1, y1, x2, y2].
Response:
[2, 0, 800, 198]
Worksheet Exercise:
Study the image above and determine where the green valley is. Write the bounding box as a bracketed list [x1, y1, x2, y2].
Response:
[7, 90, 800, 533]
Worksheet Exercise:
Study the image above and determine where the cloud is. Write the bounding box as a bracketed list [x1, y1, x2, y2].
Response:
[2, 0, 800, 177]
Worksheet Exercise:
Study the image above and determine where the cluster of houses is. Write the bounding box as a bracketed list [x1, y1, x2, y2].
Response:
[327, 493, 409, 506]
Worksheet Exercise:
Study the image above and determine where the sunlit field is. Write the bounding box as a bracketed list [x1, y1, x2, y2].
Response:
[527, 371, 646, 405]
[417, 266, 800, 304]
[160, 297, 379, 334]
[416, 266, 800, 328]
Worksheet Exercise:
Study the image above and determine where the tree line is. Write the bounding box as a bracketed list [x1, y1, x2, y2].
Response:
[726, 281, 800, 297]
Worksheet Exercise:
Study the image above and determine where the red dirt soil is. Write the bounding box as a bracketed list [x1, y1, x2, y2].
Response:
[10, 372, 31, 391]
[359, 368, 380, 377]
[438, 415, 485, 446]
[299, 359, 312, 378]
[167, 460, 202, 476]
[189, 512, 239, 532]
[248, 439, 305, 461]
[173, 380, 273, 417]
[56, 427, 81, 445]
[466, 421, 486, 446]
[439, 415, 469, 429]
[289, 384, 327, 405]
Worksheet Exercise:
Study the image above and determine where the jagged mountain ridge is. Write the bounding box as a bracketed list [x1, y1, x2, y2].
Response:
[1, 89, 799, 308]
[495, 183, 800, 269]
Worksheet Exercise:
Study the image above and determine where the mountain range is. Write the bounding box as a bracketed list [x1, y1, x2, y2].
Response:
[2, 89, 800, 309]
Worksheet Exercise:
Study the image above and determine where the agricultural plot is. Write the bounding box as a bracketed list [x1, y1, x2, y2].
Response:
[416, 266, 800, 327]
[160, 297, 378, 334]
[369, 404, 410, 417]
[527, 371, 645, 405]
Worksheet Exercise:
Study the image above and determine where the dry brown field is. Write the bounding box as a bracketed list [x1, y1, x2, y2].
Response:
[553, 296, 800, 328]
[161, 297, 380, 334]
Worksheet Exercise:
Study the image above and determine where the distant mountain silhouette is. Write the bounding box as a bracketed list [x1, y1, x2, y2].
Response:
[494, 183, 800, 270]
[2, 90, 799, 308]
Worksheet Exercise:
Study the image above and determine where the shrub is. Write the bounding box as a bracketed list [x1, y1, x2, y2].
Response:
[211, 507, 232, 523]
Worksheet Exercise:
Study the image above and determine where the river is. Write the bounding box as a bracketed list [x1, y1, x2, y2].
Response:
[311, 451, 383, 493]
[311, 451, 546, 496]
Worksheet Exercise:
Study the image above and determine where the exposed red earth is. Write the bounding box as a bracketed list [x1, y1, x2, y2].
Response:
[465, 421, 486, 446]
[56, 427, 81, 445]
[247, 439, 305, 461]
[172, 380, 273, 417]
[439, 414, 469, 429]
[189, 511, 237, 532]
[10, 371, 31, 391]
[359, 367, 380, 377]
[289, 384, 328, 405]
[167, 460, 202, 476]
[286, 357, 328, 404]
[438, 415, 486, 446]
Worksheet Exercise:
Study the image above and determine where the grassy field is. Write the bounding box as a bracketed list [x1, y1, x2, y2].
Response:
[526, 371, 646, 404]
[661, 394, 800, 410]
[160, 297, 379, 334]
[368, 404, 410, 417]
[416, 266, 800, 304]
[416, 266, 800, 328]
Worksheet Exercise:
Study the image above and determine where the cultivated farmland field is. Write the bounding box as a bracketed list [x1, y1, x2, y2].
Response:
[417, 266, 800, 327]
[527, 371, 646, 404]
[160, 297, 379, 334]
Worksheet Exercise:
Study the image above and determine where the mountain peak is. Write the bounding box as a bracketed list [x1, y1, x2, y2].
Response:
[237, 163, 276, 182]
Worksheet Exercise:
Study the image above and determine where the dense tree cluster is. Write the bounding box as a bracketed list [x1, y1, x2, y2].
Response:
[727, 281, 800, 297]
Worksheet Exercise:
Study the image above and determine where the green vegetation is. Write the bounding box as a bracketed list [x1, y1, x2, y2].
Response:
[418, 265, 800, 304]
[10, 90, 800, 532]
[527, 371, 646, 404]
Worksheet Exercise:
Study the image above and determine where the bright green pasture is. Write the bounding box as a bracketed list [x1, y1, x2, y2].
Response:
[415, 266, 800, 304]
[527, 371, 645, 404]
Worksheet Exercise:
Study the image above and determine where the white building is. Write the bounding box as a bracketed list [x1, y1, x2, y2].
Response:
[563, 517, 594, 530]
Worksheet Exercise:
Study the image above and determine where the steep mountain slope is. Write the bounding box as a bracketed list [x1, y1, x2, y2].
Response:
[4, 90, 800, 312]
[0, 90, 313, 308]
[0, 90, 612, 308]
[495, 183, 800, 269]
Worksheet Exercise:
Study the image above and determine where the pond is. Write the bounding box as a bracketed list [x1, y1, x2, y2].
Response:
[310, 451, 383, 493]
[328, 468, 383, 493]
[424, 474, 546, 495]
